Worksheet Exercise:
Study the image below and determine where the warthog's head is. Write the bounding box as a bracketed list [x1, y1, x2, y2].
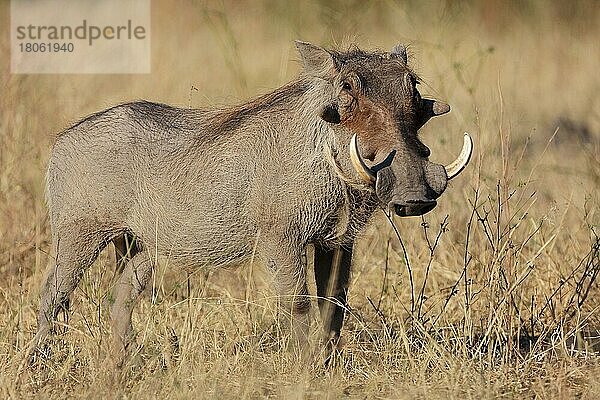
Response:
[297, 41, 472, 217]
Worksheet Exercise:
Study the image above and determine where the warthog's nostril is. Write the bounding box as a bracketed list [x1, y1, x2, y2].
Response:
[393, 199, 437, 217]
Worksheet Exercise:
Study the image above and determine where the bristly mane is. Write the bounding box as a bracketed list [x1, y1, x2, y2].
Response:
[331, 45, 419, 81]
[61, 44, 417, 143]
[333, 47, 386, 64]
[206, 80, 310, 133]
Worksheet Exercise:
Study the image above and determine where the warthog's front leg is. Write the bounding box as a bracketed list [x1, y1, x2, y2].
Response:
[110, 251, 153, 365]
[262, 243, 310, 356]
[314, 244, 352, 355]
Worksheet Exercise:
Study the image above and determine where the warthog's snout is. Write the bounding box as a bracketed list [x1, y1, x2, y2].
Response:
[351, 132, 473, 217]
[393, 199, 437, 217]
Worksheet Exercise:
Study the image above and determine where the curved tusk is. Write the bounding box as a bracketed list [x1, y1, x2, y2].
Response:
[350, 134, 376, 183]
[445, 132, 473, 179]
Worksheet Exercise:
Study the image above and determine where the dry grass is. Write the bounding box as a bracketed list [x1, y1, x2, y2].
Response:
[1, 1, 600, 398]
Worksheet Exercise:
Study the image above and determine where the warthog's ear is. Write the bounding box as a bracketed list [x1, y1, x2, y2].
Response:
[418, 99, 450, 129]
[295, 41, 338, 78]
[390, 44, 408, 64]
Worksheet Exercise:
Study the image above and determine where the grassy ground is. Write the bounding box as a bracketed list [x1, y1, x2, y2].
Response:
[1, 1, 599, 398]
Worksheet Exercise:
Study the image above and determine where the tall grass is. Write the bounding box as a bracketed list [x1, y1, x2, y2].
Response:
[1, 1, 599, 398]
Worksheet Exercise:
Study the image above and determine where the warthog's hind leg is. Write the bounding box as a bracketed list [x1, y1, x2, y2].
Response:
[110, 250, 153, 365]
[32, 227, 110, 360]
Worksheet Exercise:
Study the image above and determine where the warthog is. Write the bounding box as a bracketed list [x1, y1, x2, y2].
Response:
[34, 41, 472, 359]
